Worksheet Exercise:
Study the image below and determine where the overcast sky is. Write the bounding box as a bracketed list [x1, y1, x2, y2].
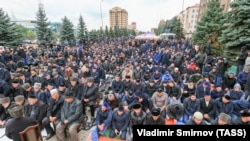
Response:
[0, 0, 200, 31]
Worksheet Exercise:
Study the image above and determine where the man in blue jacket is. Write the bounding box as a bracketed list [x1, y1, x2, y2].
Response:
[109, 105, 129, 140]
[91, 102, 112, 141]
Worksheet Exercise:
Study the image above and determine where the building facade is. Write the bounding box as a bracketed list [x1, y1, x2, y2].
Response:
[109, 7, 128, 29]
[178, 4, 200, 38]
[198, 0, 231, 21]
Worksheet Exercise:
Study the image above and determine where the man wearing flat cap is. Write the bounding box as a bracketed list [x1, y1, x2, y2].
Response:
[9, 79, 26, 102]
[146, 107, 165, 125]
[56, 91, 84, 141]
[231, 109, 250, 125]
[81, 77, 99, 122]
[24, 93, 47, 129]
[0, 96, 13, 127]
[5, 104, 37, 141]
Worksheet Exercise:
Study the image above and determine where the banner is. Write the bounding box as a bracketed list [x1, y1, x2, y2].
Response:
[133, 125, 250, 140]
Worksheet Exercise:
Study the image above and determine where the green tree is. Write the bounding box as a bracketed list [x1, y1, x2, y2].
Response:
[219, 0, 250, 49]
[35, 6, 52, 45]
[77, 15, 87, 44]
[104, 25, 109, 37]
[172, 17, 184, 39]
[26, 30, 36, 40]
[192, 0, 224, 50]
[0, 9, 22, 46]
[88, 30, 99, 41]
[156, 22, 166, 35]
[60, 16, 75, 45]
[109, 26, 114, 37]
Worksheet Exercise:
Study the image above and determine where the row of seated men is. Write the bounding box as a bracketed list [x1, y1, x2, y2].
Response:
[1, 83, 250, 141]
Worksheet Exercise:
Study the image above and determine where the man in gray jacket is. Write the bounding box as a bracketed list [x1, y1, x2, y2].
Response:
[56, 91, 84, 141]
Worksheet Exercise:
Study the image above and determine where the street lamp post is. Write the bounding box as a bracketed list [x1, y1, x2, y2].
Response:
[100, 0, 104, 29]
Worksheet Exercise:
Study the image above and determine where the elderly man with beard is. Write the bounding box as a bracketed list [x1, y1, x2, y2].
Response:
[181, 80, 196, 103]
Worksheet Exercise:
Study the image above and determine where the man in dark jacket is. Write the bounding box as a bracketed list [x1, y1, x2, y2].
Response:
[111, 75, 124, 95]
[0, 97, 12, 127]
[231, 109, 250, 125]
[199, 92, 216, 122]
[5, 104, 37, 141]
[109, 105, 129, 140]
[127, 103, 147, 141]
[146, 107, 165, 125]
[56, 91, 84, 141]
[81, 77, 99, 121]
[42, 89, 64, 140]
[0, 79, 12, 97]
[24, 93, 48, 129]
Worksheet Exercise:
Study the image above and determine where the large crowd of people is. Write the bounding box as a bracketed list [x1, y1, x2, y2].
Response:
[0, 37, 250, 141]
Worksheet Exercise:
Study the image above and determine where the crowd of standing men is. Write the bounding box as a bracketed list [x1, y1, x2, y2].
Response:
[0, 37, 250, 141]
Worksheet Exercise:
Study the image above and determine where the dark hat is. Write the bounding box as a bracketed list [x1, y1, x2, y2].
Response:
[102, 102, 109, 108]
[0, 97, 10, 104]
[136, 79, 140, 83]
[224, 95, 231, 100]
[128, 91, 134, 96]
[135, 91, 143, 97]
[125, 75, 131, 79]
[218, 57, 224, 61]
[14, 95, 25, 102]
[47, 82, 55, 86]
[64, 91, 74, 98]
[240, 109, 250, 117]
[28, 93, 37, 99]
[59, 83, 65, 87]
[12, 79, 19, 83]
[157, 87, 163, 92]
[204, 90, 211, 96]
[215, 85, 222, 88]
[166, 102, 184, 120]
[151, 108, 161, 116]
[86, 77, 94, 82]
[132, 103, 142, 109]
[8, 104, 24, 119]
[118, 105, 124, 111]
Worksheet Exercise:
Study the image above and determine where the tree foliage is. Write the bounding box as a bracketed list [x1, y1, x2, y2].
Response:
[219, 0, 250, 49]
[35, 6, 52, 45]
[77, 15, 87, 44]
[0, 8, 22, 47]
[60, 16, 75, 45]
[192, 0, 224, 49]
